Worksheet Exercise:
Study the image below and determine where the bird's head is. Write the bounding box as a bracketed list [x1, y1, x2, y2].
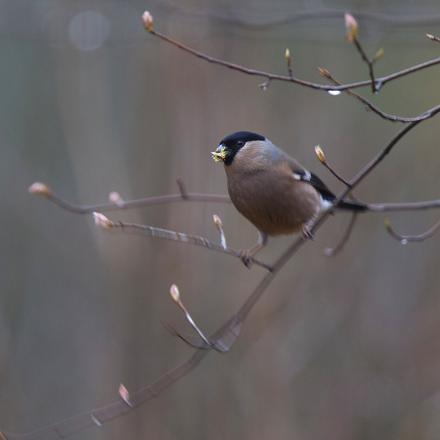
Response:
[212, 131, 266, 166]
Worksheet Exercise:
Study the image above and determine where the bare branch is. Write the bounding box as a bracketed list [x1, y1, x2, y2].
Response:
[145, 22, 440, 98]
[314, 144, 351, 186]
[385, 217, 440, 243]
[168, 284, 213, 348]
[317, 67, 431, 123]
[28, 181, 230, 214]
[92, 213, 273, 272]
[324, 212, 359, 256]
[366, 199, 440, 212]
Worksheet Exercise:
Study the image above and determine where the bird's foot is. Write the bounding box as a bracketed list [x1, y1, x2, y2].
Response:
[239, 249, 254, 269]
[301, 224, 315, 240]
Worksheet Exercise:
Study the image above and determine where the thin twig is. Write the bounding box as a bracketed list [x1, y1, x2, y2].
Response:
[324, 212, 358, 256]
[168, 284, 214, 349]
[352, 37, 378, 93]
[365, 199, 440, 212]
[163, 323, 209, 350]
[385, 217, 440, 243]
[93, 213, 273, 271]
[314, 144, 351, 186]
[28, 181, 230, 214]
[147, 27, 440, 97]
[317, 67, 430, 123]
[212, 214, 227, 249]
[284, 48, 293, 78]
[29, 181, 440, 216]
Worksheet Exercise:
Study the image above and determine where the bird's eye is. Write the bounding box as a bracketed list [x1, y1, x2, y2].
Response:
[236, 141, 244, 147]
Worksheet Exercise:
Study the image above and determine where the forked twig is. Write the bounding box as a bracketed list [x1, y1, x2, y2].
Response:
[28, 181, 230, 214]
[168, 284, 212, 348]
[142, 13, 440, 122]
[317, 67, 429, 123]
[92, 213, 273, 271]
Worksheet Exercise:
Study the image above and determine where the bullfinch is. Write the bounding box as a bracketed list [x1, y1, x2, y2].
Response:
[212, 131, 366, 265]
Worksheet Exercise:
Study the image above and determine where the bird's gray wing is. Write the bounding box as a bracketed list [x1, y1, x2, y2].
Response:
[285, 157, 337, 202]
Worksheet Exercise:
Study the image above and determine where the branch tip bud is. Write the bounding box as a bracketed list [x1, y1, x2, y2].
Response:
[314, 145, 326, 163]
[344, 13, 358, 42]
[93, 212, 113, 229]
[142, 11, 154, 32]
[373, 48, 384, 61]
[284, 48, 291, 60]
[426, 33, 435, 40]
[28, 182, 51, 197]
[109, 191, 124, 206]
[118, 384, 133, 407]
[169, 284, 180, 303]
[318, 67, 331, 78]
[212, 214, 223, 228]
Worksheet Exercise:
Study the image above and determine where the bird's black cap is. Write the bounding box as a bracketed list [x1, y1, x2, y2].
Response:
[219, 131, 265, 146]
[217, 131, 266, 165]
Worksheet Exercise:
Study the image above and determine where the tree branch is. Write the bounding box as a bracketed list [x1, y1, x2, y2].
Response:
[145, 23, 440, 99]
[28, 181, 230, 214]
[92, 213, 273, 271]
[385, 217, 440, 243]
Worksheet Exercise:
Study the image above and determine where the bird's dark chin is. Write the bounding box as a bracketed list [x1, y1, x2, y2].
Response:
[223, 154, 234, 166]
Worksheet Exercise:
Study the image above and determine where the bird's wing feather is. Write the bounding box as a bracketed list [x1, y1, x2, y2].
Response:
[287, 160, 336, 201]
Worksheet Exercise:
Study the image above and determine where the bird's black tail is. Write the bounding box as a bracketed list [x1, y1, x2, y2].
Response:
[336, 199, 367, 212]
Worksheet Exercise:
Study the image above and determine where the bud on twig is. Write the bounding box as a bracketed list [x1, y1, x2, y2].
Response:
[93, 212, 113, 229]
[108, 191, 124, 207]
[213, 214, 227, 249]
[28, 182, 51, 197]
[426, 33, 440, 43]
[118, 384, 133, 407]
[373, 48, 384, 62]
[344, 13, 358, 42]
[318, 67, 331, 79]
[314, 145, 326, 163]
[169, 284, 181, 304]
[142, 11, 154, 32]
[212, 214, 223, 229]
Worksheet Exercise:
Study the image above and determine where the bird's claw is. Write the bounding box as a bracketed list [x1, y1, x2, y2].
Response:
[239, 250, 253, 268]
[301, 224, 315, 240]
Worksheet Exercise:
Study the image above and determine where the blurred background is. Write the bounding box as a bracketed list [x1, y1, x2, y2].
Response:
[2, 0, 440, 439]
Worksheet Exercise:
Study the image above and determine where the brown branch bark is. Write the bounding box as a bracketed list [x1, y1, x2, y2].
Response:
[146, 27, 440, 124]
[93, 215, 273, 271]
[28, 184, 230, 214]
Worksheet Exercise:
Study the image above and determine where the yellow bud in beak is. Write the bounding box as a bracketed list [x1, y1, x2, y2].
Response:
[211, 145, 227, 163]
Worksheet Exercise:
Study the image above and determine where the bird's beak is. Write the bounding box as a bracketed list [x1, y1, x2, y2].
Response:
[211, 145, 227, 163]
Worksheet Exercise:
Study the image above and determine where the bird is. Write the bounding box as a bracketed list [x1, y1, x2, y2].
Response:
[211, 131, 366, 266]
